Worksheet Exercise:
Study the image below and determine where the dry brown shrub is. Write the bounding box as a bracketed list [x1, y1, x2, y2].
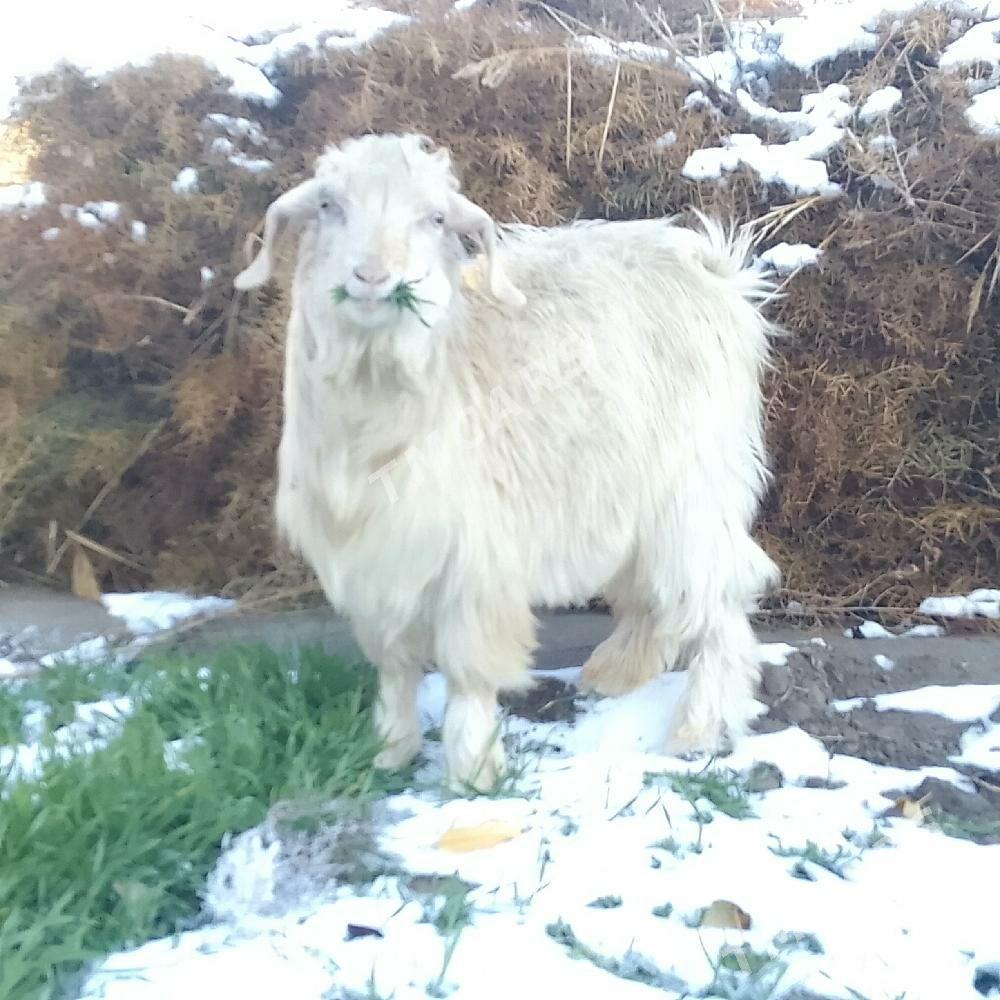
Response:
[0, 4, 997, 607]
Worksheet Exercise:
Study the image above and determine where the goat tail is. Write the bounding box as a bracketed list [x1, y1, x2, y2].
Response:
[689, 209, 776, 305]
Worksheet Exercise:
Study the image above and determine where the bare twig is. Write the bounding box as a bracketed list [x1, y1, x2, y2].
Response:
[597, 59, 621, 173]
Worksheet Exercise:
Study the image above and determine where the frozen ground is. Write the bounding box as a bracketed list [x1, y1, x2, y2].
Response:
[1, 587, 998, 1000]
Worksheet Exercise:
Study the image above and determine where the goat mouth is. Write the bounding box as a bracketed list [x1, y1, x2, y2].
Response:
[332, 279, 433, 327]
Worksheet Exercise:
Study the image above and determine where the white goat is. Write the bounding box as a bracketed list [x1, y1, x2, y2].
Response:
[235, 133, 780, 790]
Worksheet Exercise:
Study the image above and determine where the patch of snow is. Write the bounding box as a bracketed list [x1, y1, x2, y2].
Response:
[39, 635, 112, 668]
[171, 167, 200, 196]
[869, 133, 897, 152]
[101, 592, 235, 636]
[205, 113, 268, 146]
[228, 151, 274, 174]
[0, 695, 133, 784]
[770, 5, 880, 72]
[836, 684, 1000, 723]
[204, 828, 282, 923]
[200, 266, 215, 287]
[834, 696, 867, 712]
[683, 90, 717, 113]
[757, 641, 798, 666]
[684, 20, 778, 93]
[737, 83, 852, 138]
[902, 623, 947, 639]
[859, 85, 902, 120]
[757, 241, 822, 275]
[846, 619, 896, 640]
[0, 180, 46, 212]
[874, 654, 895, 671]
[41, 226, 60, 240]
[810, 636, 828, 647]
[75, 210, 103, 230]
[952, 719, 1000, 769]
[654, 130, 677, 149]
[940, 18, 1000, 73]
[83, 200, 121, 223]
[574, 35, 674, 69]
[920, 589, 1000, 620]
[683, 127, 842, 196]
[130, 220, 148, 243]
[966, 87, 1000, 135]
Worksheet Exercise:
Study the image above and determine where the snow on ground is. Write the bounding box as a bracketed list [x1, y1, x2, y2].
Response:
[833, 683, 1000, 721]
[2, 590, 998, 997]
[100, 591, 235, 635]
[74, 662, 1000, 1000]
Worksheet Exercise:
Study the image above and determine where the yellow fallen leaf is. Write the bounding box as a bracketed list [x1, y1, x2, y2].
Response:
[699, 899, 752, 930]
[893, 796, 927, 823]
[436, 820, 521, 853]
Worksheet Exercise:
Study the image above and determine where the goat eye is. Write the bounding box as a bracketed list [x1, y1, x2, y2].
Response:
[431, 212, 446, 226]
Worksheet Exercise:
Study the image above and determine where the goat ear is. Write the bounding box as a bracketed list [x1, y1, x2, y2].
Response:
[446, 193, 526, 309]
[234, 179, 324, 290]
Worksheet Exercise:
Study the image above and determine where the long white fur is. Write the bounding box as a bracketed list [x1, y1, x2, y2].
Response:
[236, 133, 781, 790]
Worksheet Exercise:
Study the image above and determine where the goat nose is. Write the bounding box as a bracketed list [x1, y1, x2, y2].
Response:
[353, 258, 390, 286]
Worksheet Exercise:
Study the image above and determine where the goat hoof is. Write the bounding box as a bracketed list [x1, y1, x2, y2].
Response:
[664, 723, 727, 759]
[374, 736, 421, 772]
[446, 741, 506, 795]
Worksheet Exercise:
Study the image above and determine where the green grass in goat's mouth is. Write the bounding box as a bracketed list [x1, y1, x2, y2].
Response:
[332, 279, 432, 327]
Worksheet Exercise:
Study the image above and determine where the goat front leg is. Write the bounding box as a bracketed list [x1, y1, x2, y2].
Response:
[442, 679, 505, 793]
[355, 623, 426, 771]
[373, 661, 424, 770]
[435, 594, 536, 793]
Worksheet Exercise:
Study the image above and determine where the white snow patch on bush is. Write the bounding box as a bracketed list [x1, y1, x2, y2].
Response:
[737, 83, 852, 138]
[920, 589, 1000, 620]
[859, 85, 902, 120]
[966, 87, 1000, 135]
[0, 180, 46, 213]
[684, 84, 850, 196]
[171, 167, 199, 196]
[683, 132, 841, 196]
[204, 113, 268, 146]
[757, 241, 822, 275]
[869, 133, 898, 152]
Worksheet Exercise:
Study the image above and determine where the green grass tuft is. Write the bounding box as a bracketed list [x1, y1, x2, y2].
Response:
[0, 644, 401, 1000]
[331, 279, 432, 327]
[644, 770, 754, 820]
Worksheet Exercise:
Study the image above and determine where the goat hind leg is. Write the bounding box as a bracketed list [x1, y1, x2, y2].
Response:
[580, 611, 676, 696]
